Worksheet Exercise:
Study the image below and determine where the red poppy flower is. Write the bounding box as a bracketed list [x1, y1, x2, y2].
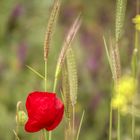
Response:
[25, 91, 64, 132]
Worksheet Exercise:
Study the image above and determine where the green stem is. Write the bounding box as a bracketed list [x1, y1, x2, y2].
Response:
[15, 101, 22, 140]
[43, 61, 48, 140]
[13, 130, 20, 140]
[72, 106, 75, 140]
[42, 129, 48, 140]
[45, 61, 47, 91]
[117, 110, 120, 140]
[53, 76, 57, 92]
[132, 104, 135, 140]
[136, 0, 140, 14]
[132, 31, 138, 77]
[132, 30, 138, 140]
[103, 36, 113, 75]
[15, 126, 19, 140]
[49, 132, 52, 140]
[135, 30, 138, 56]
[109, 104, 112, 140]
[76, 111, 85, 140]
[131, 26, 138, 140]
[48, 70, 59, 140]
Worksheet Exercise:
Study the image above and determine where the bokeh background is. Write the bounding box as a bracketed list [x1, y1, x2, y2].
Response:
[0, 0, 139, 140]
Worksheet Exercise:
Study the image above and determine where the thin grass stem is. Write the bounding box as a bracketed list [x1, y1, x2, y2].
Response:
[53, 77, 58, 92]
[15, 101, 22, 140]
[45, 61, 47, 91]
[13, 130, 20, 140]
[42, 61, 48, 140]
[136, 0, 140, 14]
[103, 36, 114, 140]
[132, 104, 135, 140]
[49, 65, 59, 140]
[131, 3, 139, 115]
[26, 65, 45, 79]
[76, 111, 85, 140]
[72, 106, 75, 140]
[131, 21, 139, 140]
[117, 110, 121, 140]
[109, 104, 113, 140]
[103, 36, 113, 75]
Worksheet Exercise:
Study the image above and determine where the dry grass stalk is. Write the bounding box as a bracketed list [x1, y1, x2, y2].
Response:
[44, 0, 61, 61]
[110, 40, 121, 84]
[55, 15, 81, 77]
[114, 43, 121, 80]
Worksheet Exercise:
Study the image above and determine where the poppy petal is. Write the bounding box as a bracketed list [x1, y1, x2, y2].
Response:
[25, 118, 42, 132]
[25, 91, 64, 133]
[45, 99, 64, 130]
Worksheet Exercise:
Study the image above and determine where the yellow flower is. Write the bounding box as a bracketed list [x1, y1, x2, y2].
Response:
[111, 94, 127, 109]
[135, 24, 140, 31]
[112, 75, 137, 112]
[132, 15, 140, 31]
[114, 76, 137, 101]
[133, 15, 140, 24]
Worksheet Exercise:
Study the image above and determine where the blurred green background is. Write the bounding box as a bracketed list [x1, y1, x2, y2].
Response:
[0, 0, 139, 140]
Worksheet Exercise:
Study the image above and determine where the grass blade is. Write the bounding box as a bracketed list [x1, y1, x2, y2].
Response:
[76, 111, 85, 140]
[13, 130, 20, 140]
[26, 65, 44, 79]
[103, 36, 113, 75]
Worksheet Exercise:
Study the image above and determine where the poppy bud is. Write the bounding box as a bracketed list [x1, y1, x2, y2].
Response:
[16, 110, 28, 126]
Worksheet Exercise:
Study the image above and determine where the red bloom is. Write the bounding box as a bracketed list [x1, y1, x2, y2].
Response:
[25, 91, 64, 132]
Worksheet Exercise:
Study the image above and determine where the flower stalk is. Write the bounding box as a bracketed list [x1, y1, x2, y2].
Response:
[131, 1, 139, 139]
